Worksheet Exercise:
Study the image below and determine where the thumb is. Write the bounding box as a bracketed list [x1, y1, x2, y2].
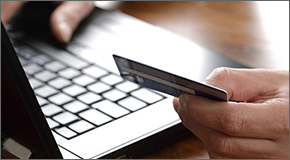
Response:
[50, 1, 94, 43]
[204, 67, 282, 102]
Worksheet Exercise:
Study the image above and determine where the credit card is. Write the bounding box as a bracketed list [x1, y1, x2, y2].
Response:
[113, 55, 228, 101]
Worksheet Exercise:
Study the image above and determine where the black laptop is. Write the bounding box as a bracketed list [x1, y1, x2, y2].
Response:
[2, 2, 248, 159]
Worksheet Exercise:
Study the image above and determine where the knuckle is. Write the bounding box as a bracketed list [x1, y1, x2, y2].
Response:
[220, 110, 245, 135]
[213, 67, 230, 76]
[205, 67, 231, 86]
[212, 137, 234, 156]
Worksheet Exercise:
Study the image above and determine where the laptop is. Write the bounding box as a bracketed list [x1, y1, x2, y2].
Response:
[2, 2, 248, 159]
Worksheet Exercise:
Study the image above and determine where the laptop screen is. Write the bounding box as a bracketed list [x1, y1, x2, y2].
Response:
[1, 22, 62, 159]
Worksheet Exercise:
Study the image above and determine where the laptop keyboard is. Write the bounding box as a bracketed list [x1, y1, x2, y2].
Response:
[9, 31, 166, 143]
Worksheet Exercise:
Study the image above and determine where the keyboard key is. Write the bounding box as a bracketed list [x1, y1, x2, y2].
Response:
[69, 120, 94, 133]
[87, 82, 111, 93]
[17, 56, 27, 65]
[46, 118, 59, 129]
[65, 42, 87, 56]
[63, 85, 86, 97]
[48, 93, 73, 105]
[41, 104, 63, 116]
[72, 75, 95, 86]
[23, 64, 42, 75]
[92, 100, 129, 118]
[59, 147, 80, 159]
[48, 77, 71, 89]
[45, 61, 66, 72]
[17, 47, 38, 59]
[53, 112, 79, 125]
[118, 97, 146, 111]
[100, 74, 123, 85]
[131, 88, 163, 104]
[63, 101, 88, 113]
[28, 78, 43, 89]
[35, 86, 58, 97]
[55, 127, 77, 139]
[52, 131, 67, 144]
[36, 96, 48, 106]
[59, 68, 81, 79]
[30, 54, 51, 65]
[102, 89, 127, 101]
[115, 81, 139, 93]
[34, 70, 57, 82]
[77, 92, 102, 104]
[27, 39, 89, 69]
[82, 66, 108, 78]
[79, 109, 112, 126]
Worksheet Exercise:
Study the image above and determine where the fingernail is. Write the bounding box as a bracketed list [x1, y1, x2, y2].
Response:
[58, 22, 72, 43]
[179, 94, 188, 110]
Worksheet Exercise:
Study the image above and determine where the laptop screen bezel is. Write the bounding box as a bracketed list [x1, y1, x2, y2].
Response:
[1, 22, 63, 159]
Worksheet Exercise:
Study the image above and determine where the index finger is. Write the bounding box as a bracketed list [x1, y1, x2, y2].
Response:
[178, 94, 288, 139]
[50, 1, 94, 43]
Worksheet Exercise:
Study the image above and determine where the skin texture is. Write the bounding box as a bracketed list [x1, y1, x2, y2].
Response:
[1, 1, 94, 43]
[173, 67, 289, 158]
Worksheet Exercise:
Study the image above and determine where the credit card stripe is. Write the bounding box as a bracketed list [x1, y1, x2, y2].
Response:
[121, 66, 196, 95]
[139, 68, 226, 100]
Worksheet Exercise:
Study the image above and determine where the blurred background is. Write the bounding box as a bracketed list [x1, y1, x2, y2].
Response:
[95, 1, 289, 71]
